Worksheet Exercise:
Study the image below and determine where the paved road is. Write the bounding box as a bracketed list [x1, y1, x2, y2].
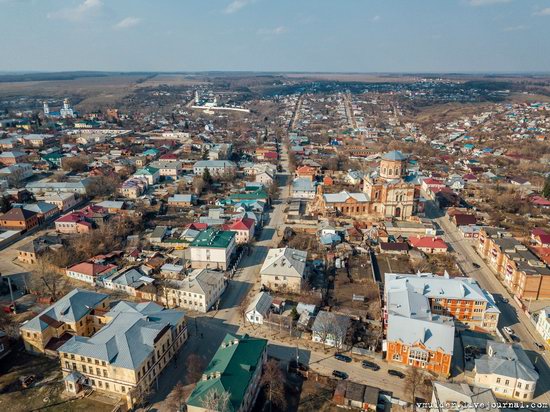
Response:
[425, 200, 550, 403]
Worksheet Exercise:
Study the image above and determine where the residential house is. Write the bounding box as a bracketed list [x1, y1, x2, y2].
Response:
[311, 310, 351, 348]
[223, 217, 255, 244]
[20, 289, 109, 353]
[149, 160, 182, 180]
[260, 247, 308, 293]
[193, 160, 237, 177]
[133, 166, 160, 185]
[295, 165, 317, 181]
[59, 301, 187, 409]
[189, 228, 237, 270]
[43, 192, 79, 211]
[430, 382, 499, 412]
[0, 207, 39, 231]
[245, 292, 273, 325]
[167, 194, 196, 208]
[161, 269, 226, 313]
[120, 176, 148, 199]
[17, 234, 62, 264]
[23, 202, 59, 223]
[103, 267, 155, 297]
[408, 236, 449, 254]
[255, 171, 274, 186]
[0, 150, 27, 165]
[26, 179, 91, 195]
[186, 333, 267, 412]
[66, 261, 118, 285]
[291, 177, 316, 199]
[474, 341, 538, 401]
[0, 163, 33, 186]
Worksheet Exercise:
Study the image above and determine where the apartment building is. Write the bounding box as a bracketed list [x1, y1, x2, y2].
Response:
[187, 333, 267, 412]
[161, 269, 226, 313]
[478, 227, 550, 300]
[193, 160, 237, 177]
[474, 342, 538, 401]
[189, 228, 236, 270]
[385, 273, 500, 333]
[20, 289, 109, 354]
[384, 278, 455, 376]
[59, 301, 187, 409]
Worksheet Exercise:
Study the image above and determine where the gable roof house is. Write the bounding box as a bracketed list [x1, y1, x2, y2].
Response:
[0, 207, 39, 231]
[20, 289, 109, 354]
[260, 247, 308, 292]
[474, 341, 539, 401]
[245, 292, 274, 325]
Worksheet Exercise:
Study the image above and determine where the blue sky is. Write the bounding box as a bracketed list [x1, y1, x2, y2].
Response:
[0, 0, 549, 73]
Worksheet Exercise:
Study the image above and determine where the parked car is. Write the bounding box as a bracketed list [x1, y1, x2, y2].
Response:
[20, 375, 36, 388]
[361, 360, 380, 371]
[335, 353, 352, 363]
[503, 326, 514, 335]
[534, 342, 545, 351]
[332, 370, 349, 379]
[388, 369, 405, 379]
[472, 263, 480, 268]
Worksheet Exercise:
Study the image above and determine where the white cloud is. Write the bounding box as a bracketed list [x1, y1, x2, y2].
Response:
[225, 0, 254, 14]
[372, 15, 381, 22]
[535, 7, 550, 16]
[114, 17, 142, 30]
[47, 0, 103, 22]
[467, 0, 511, 6]
[257, 26, 288, 36]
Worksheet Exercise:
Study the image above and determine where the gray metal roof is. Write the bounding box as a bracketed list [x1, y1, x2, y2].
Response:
[21, 289, 108, 332]
[58, 302, 184, 370]
[261, 247, 307, 279]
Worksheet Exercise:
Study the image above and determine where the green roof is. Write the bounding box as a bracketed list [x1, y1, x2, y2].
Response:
[135, 166, 159, 175]
[228, 188, 268, 201]
[190, 228, 235, 249]
[187, 333, 267, 411]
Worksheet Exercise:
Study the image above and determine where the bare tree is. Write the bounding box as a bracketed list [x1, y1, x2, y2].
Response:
[131, 385, 154, 409]
[166, 382, 189, 412]
[192, 175, 206, 195]
[238, 296, 250, 324]
[261, 359, 287, 411]
[30, 255, 70, 301]
[201, 388, 231, 412]
[405, 366, 433, 410]
[0, 310, 20, 338]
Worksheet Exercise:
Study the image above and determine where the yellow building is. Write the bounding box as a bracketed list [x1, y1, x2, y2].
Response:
[20, 289, 109, 354]
[59, 300, 187, 409]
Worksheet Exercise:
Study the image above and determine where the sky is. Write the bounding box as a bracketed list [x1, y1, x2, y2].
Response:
[0, 0, 549, 73]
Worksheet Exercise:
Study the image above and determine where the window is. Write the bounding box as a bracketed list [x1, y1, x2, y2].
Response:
[505, 379, 510, 386]
[121, 386, 126, 393]
[496, 378, 501, 383]
[103, 370, 108, 377]
[82, 365, 87, 373]
[105, 382, 109, 390]
[517, 382, 522, 389]
[525, 384, 529, 390]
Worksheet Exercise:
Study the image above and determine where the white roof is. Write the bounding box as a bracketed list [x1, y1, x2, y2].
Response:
[260, 247, 307, 278]
[323, 190, 369, 203]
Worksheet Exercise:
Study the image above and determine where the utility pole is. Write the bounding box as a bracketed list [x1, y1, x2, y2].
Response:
[7, 275, 16, 314]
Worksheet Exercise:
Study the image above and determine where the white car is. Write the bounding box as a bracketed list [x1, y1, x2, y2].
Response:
[503, 326, 514, 335]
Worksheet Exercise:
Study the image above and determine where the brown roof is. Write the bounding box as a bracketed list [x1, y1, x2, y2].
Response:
[1, 207, 37, 221]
